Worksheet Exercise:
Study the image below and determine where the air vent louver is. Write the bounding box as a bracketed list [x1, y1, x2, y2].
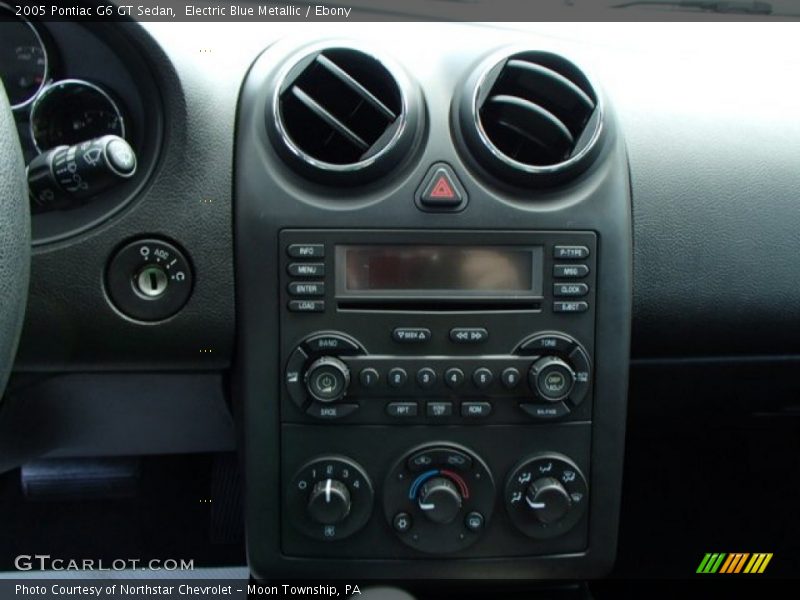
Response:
[460, 51, 603, 186]
[271, 47, 416, 184]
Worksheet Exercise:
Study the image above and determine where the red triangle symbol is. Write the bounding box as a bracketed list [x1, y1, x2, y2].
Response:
[430, 175, 456, 199]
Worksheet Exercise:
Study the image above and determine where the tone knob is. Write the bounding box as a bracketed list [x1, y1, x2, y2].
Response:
[525, 477, 572, 524]
[304, 356, 350, 403]
[307, 478, 352, 525]
[418, 477, 462, 524]
[529, 356, 575, 402]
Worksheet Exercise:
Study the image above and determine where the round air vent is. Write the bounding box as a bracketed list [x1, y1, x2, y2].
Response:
[268, 46, 420, 185]
[457, 51, 603, 187]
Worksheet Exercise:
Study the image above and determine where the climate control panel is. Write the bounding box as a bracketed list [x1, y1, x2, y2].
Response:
[282, 433, 591, 559]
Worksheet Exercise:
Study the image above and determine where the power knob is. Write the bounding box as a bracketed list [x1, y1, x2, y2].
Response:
[526, 477, 572, 524]
[417, 477, 463, 524]
[304, 356, 350, 403]
[307, 479, 352, 525]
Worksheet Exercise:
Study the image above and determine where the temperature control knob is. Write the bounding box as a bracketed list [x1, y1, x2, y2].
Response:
[307, 479, 351, 525]
[526, 477, 571, 524]
[418, 477, 462, 524]
[304, 356, 350, 403]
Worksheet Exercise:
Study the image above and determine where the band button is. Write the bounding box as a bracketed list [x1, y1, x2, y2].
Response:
[304, 333, 360, 354]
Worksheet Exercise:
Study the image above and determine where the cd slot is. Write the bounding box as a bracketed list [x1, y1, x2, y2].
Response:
[337, 300, 542, 312]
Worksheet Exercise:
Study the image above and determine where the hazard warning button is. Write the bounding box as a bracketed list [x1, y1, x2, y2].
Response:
[415, 163, 467, 211]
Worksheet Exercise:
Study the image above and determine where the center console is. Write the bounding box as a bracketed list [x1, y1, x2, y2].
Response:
[235, 34, 632, 580]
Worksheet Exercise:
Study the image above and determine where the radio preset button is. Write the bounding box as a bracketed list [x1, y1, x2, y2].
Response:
[417, 367, 437, 389]
[519, 402, 571, 420]
[449, 327, 489, 344]
[392, 328, 432, 343]
[554, 245, 590, 260]
[461, 402, 492, 418]
[501, 367, 521, 389]
[444, 367, 465, 389]
[287, 244, 324, 258]
[553, 283, 589, 298]
[553, 301, 589, 314]
[387, 368, 409, 388]
[288, 281, 325, 296]
[288, 300, 325, 313]
[553, 264, 589, 278]
[359, 368, 380, 388]
[472, 368, 494, 389]
[426, 402, 453, 418]
[288, 262, 325, 277]
[386, 402, 418, 417]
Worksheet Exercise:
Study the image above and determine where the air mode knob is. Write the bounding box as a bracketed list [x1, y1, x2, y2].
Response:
[307, 479, 352, 525]
[304, 356, 350, 403]
[526, 477, 572, 524]
[418, 477, 463, 524]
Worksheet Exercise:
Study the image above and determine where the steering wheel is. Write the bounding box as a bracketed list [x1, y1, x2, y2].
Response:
[0, 80, 30, 396]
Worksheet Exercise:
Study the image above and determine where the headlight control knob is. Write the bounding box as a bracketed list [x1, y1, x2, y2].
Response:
[304, 356, 350, 403]
[307, 478, 352, 525]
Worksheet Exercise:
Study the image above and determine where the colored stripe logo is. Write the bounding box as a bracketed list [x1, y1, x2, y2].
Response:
[697, 553, 773, 574]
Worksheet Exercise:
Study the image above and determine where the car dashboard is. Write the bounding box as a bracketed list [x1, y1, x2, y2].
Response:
[1, 12, 800, 588]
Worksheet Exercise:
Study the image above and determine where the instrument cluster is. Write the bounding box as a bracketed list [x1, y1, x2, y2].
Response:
[0, 4, 164, 244]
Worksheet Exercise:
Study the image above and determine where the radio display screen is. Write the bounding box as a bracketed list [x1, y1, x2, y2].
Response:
[337, 245, 542, 296]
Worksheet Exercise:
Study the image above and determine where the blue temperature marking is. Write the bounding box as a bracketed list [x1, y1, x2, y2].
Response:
[409, 469, 440, 500]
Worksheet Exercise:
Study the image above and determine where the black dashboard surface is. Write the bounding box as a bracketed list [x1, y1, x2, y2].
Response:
[6, 22, 799, 371]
